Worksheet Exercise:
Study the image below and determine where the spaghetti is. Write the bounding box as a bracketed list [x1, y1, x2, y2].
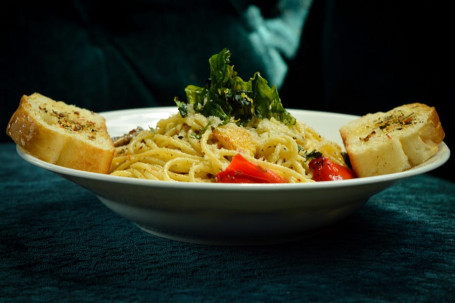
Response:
[109, 105, 346, 183]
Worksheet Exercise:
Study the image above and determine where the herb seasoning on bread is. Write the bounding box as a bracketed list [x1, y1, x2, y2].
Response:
[340, 103, 445, 177]
[6, 93, 114, 173]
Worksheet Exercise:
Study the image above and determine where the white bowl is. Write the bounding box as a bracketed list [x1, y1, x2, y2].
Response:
[17, 107, 450, 245]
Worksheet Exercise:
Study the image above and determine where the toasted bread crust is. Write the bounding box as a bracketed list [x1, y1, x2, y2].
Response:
[6, 93, 114, 173]
[340, 103, 445, 177]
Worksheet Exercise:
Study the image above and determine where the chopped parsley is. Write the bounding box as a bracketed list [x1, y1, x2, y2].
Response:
[189, 121, 212, 140]
[302, 150, 323, 160]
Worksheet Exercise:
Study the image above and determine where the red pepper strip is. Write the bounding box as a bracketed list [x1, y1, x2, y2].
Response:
[309, 156, 355, 181]
[216, 154, 288, 183]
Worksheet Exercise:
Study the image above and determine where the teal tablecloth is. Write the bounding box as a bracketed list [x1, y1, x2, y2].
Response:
[1, 142, 454, 302]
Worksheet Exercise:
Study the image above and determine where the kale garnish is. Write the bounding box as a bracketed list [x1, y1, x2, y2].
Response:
[174, 48, 296, 126]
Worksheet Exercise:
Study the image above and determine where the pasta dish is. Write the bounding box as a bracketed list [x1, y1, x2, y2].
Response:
[110, 49, 352, 183]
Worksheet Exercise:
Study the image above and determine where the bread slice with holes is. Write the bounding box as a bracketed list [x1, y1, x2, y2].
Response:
[340, 103, 445, 177]
[6, 93, 114, 173]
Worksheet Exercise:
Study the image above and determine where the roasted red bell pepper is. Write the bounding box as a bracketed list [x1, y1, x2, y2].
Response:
[309, 156, 355, 181]
[216, 154, 288, 183]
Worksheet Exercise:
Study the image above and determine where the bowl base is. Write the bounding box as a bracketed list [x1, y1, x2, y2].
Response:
[135, 222, 323, 246]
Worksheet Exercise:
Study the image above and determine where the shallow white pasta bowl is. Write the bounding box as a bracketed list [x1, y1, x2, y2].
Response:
[17, 107, 450, 245]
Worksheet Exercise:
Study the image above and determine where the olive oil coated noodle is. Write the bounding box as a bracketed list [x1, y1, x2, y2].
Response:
[109, 106, 346, 183]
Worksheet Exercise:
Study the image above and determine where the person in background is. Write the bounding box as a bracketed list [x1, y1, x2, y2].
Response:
[1, 0, 452, 181]
[1, 0, 312, 136]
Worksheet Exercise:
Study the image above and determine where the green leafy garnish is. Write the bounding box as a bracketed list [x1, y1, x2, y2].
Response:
[189, 121, 212, 140]
[174, 48, 296, 126]
[302, 150, 323, 160]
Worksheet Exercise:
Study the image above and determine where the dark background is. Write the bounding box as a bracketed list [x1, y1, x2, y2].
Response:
[2, 0, 453, 181]
[280, 0, 454, 181]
